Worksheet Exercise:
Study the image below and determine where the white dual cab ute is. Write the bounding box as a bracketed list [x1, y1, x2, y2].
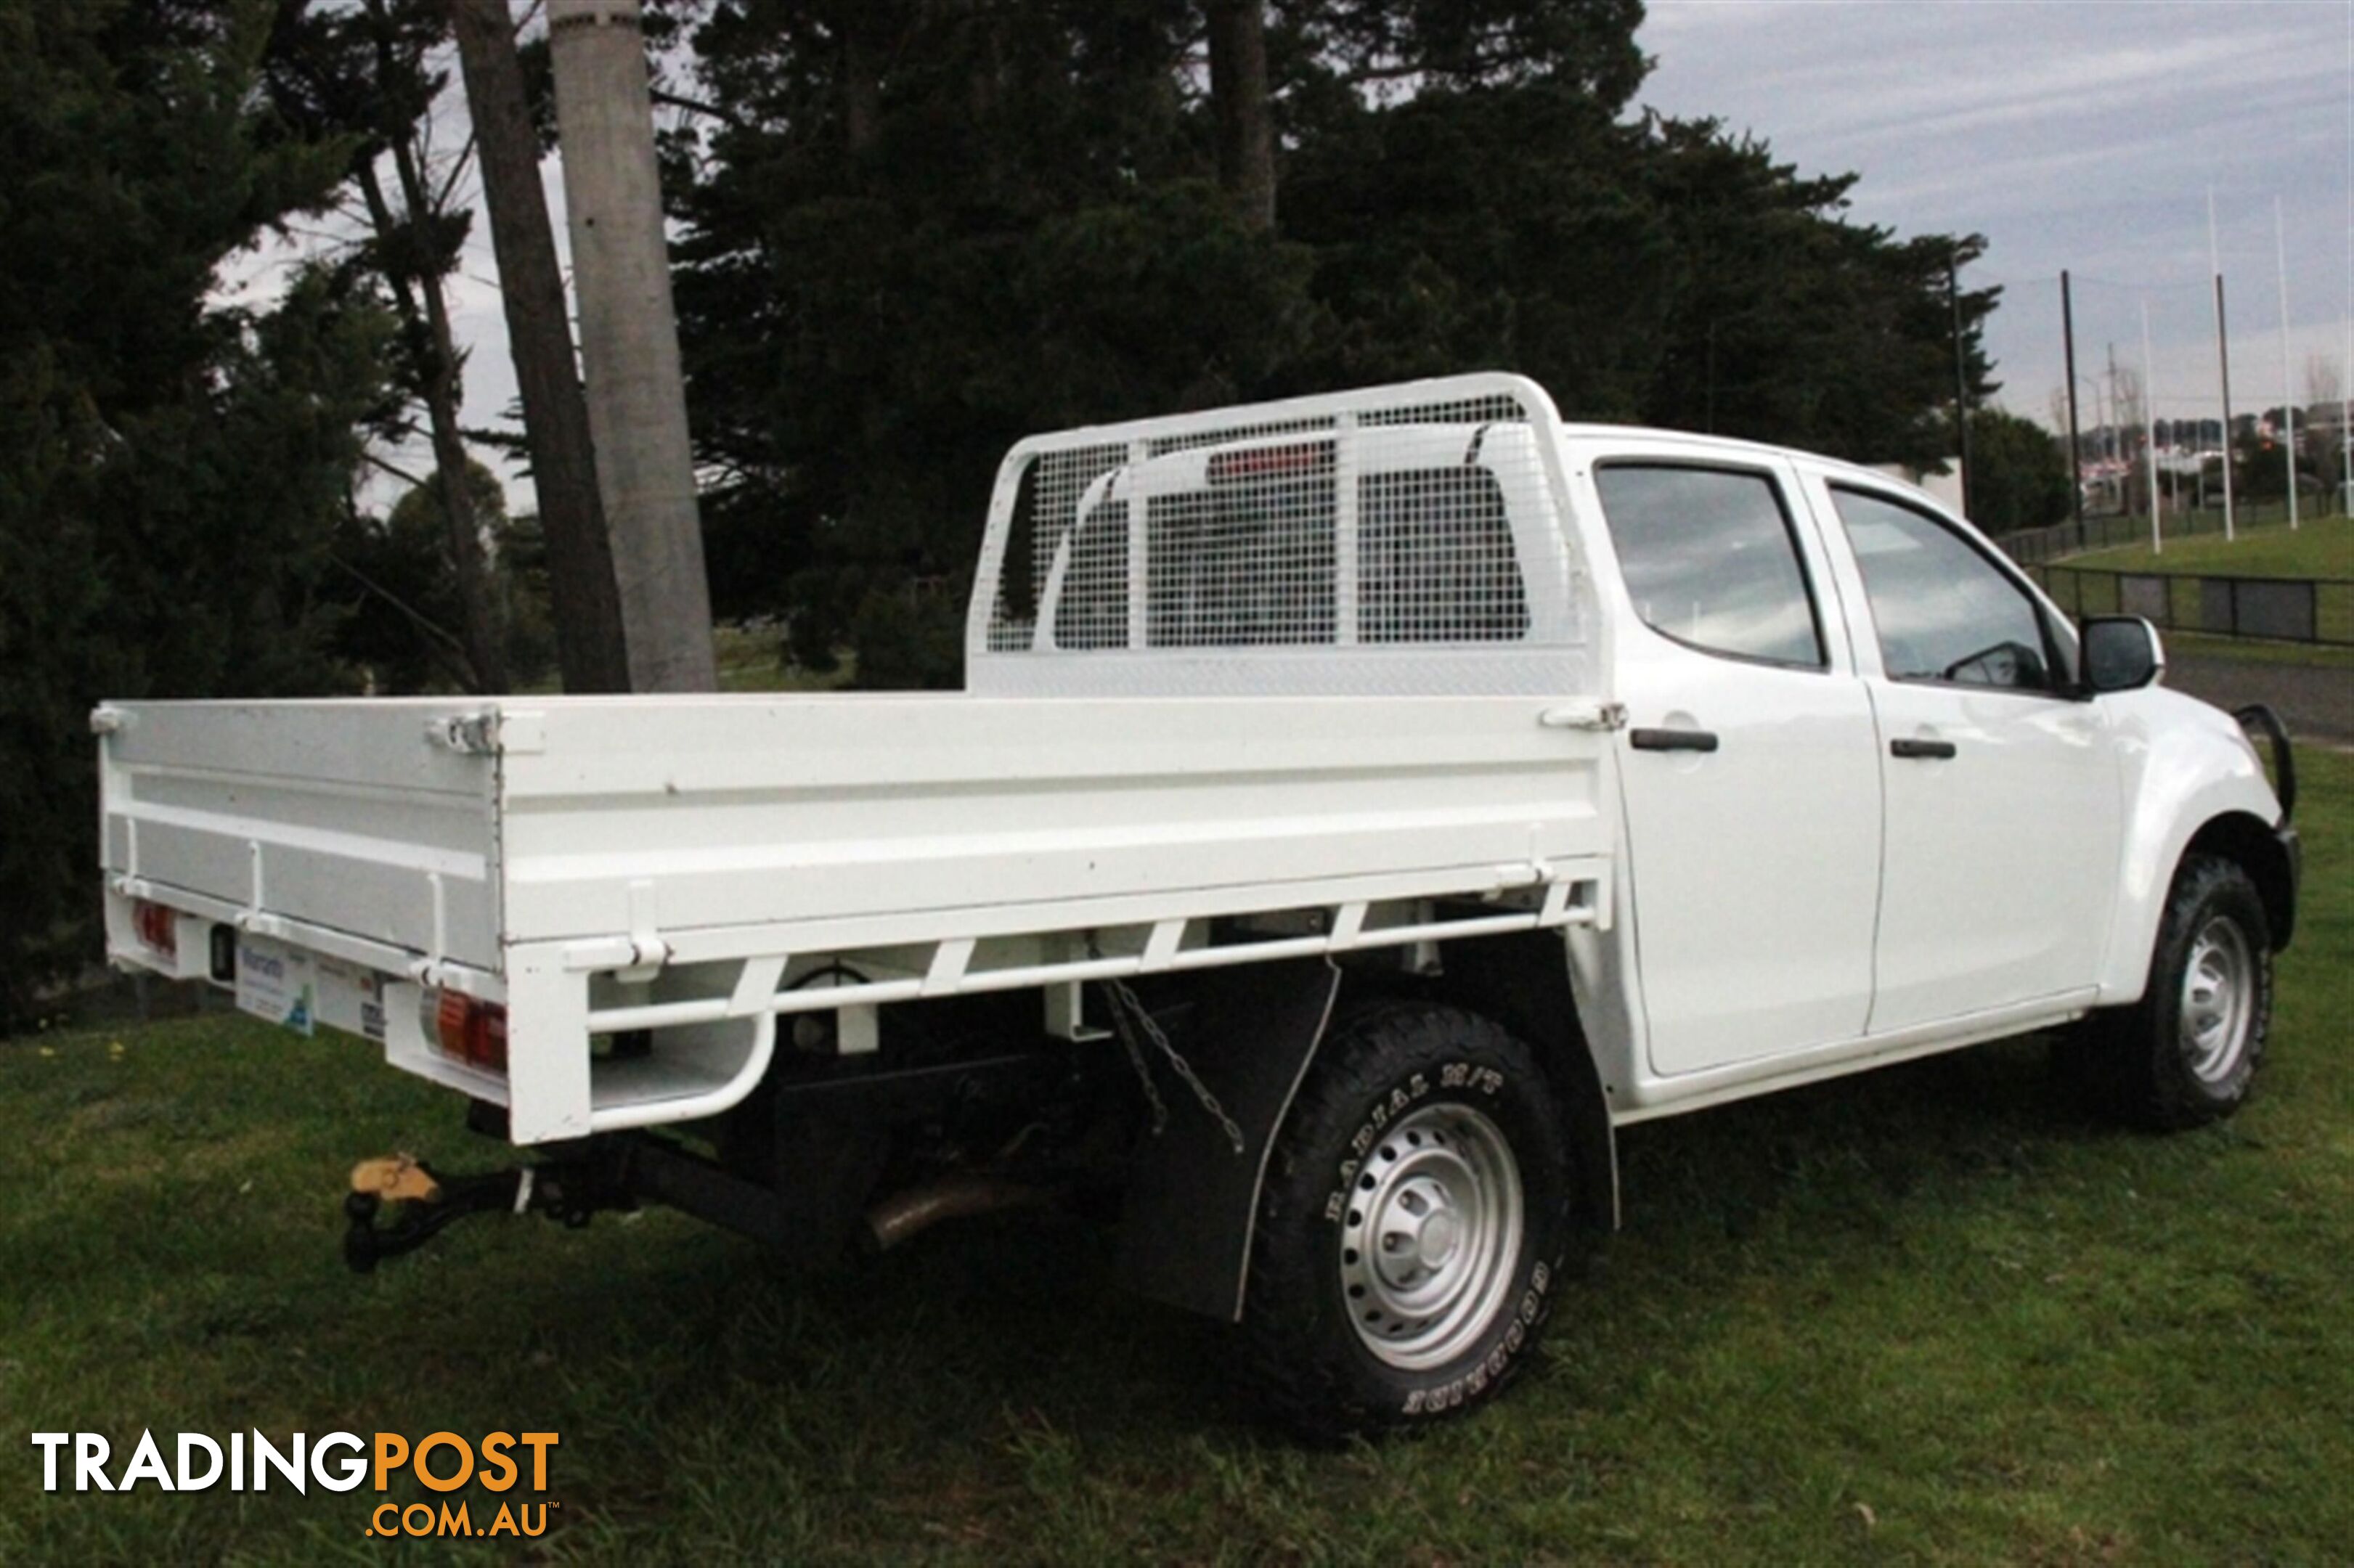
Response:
[99, 374, 2298, 1436]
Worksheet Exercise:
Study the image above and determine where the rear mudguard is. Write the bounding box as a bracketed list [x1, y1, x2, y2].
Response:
[1115, 942, 1617, 1322]
[1115, 959, 1343, 1320]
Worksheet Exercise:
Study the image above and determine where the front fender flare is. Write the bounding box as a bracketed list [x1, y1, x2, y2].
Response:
[2096, 689, 2288, 1005]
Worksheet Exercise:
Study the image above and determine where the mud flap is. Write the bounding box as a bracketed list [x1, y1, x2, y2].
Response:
[1115, 957, 1343, 1321]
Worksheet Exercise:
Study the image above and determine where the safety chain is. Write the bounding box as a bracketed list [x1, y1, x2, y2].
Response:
[1087, 942, 1247, 1155]
[1103, 979, 1170, 1135]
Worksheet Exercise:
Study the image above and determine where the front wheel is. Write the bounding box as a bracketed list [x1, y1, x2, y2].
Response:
[1239, 1002, 1574, 1440]
[2060, 853, 2272, 1130]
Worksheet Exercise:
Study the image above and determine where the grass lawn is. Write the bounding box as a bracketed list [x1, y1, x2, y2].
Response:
[515, 624, 849, 698]
[712, 622, 852, 693]
[2044, 518, 2354, 645]
[4, 759, 2347, 1564]
[2065, 514, 2354, 580]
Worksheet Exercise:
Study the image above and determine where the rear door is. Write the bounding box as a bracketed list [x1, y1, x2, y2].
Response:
[1808, 478, 2120, 1033]
[1581, 452, 1883, 1077]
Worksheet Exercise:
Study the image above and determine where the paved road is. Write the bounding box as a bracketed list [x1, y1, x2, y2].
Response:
[2166, 656, 2353, 747]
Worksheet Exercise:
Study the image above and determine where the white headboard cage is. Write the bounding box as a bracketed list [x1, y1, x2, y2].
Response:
[965, 374, 1593, 697]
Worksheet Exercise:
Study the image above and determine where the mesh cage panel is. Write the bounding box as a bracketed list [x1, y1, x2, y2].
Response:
[987, 441, 1127, 652]
[1359, 467, 1527, 642]
[1361, 392, 1526, 428]
[981, 379, 1568, 659]
[1146, 448, 1337, 647]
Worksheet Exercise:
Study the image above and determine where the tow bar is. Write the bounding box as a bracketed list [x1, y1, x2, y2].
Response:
[342, 1153, 632, 1274]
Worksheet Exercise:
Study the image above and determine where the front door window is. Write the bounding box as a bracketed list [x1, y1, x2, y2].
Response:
[1830, 486, 2065, 693]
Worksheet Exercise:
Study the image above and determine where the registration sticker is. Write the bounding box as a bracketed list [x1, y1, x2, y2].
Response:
[317, 955, 387, 1042]
[235, 934, 316, 1036]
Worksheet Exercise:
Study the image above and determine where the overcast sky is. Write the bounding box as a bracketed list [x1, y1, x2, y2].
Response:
[1639, 0, 2354, 433]
[278, 0, 2354, 510]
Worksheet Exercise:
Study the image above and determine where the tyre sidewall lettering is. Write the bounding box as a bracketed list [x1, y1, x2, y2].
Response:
[1242, 1004, 1579, 1439]
[1324, 1061, 1507, 1223]
[1319, 1059, 1561, 1423]
[1399, 1265, 1555, 1418]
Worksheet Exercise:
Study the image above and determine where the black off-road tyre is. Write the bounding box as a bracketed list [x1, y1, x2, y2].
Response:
[2058, 853, 2272, 1131]
[1239, 1001, 1574, 1440]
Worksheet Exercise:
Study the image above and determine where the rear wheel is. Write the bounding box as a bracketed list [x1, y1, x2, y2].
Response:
[1239, 1001, 1573, 1439]
[2060, 853, 2271, 1130]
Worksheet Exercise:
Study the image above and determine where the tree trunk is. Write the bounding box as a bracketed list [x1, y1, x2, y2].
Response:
[842, 17, 881, 157]
[447, 0, 632, 693]
[548, 0, 719, 692]
[358, 154, 508, 694]
[1205, 0, 1275, 234]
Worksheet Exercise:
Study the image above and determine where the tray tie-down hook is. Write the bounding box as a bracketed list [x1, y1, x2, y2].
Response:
[342, 1153, 630, 1273]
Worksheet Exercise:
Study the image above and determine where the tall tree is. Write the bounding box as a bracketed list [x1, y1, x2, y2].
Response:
[1630, 120, 1998, 466]
[265, 0, 507, 690]
[1207, 1, 1276, 232]
[332, 460, 566, 689]
[1280, 0, 1648, 100]
[446, 0, 631, 692]
[675, 0, 1283, 684]
[1, 0, 396, 1029]
[671, 0, 2000, 689]
[1965, 407, 2071, 536]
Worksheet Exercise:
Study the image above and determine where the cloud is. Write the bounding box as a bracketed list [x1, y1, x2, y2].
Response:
[1638, 0, 2353, 428]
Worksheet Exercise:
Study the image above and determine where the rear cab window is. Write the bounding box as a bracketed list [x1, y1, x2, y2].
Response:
[1592, 463, 1825, 668]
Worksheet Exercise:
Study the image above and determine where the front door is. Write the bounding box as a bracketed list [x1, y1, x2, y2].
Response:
[1814, 481, 2120, 1034]
[1587, 457, 1885, 1077]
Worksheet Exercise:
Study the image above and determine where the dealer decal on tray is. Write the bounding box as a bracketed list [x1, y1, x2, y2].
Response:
[317, 955, 388, 1042]
[234, 936, 315, 1037]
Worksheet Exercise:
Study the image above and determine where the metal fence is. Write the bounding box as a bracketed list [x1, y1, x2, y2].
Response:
[2029, 564, 2354, 646]
[1997, 501, 2318, 568]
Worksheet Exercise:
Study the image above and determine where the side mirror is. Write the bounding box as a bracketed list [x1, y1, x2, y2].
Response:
[2081, 616, 2164, 694]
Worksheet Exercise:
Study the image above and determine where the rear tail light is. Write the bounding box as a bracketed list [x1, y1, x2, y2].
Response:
[132, 899, 178, 958]
[425, 989, 508, 1074]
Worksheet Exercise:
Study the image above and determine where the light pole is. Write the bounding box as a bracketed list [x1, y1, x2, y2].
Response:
[549, 0, 718, 692]
[2276, 197, 2300, 529]
[2142, 301, 2163, 555]
[2062, 270, 2085, 536]
[1950, 255, 1974, 515]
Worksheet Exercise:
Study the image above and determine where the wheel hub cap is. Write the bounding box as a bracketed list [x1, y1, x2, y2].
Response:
[2180, 916, 2255, 1084]
[1339, 1103, 1525, 1371]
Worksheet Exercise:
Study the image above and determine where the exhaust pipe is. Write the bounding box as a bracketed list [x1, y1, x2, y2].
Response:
[863, 1174, 1051, 1253]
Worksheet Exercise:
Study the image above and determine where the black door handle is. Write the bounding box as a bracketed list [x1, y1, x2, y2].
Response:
[1629, 727, 1719, 754]
[1891, 738, 1958, 759]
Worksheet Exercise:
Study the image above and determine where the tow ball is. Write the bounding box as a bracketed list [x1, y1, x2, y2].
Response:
[342, 1153, 630, 1274]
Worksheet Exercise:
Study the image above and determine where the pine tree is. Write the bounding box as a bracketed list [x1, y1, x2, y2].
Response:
[0, 0, 397, 1029]
[668, 0, 1995, 693]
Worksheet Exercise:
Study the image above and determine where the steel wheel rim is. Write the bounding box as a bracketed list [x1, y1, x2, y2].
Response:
[1338, 1102, 1524, 1371]
[2180, 916, 2255, 1084]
